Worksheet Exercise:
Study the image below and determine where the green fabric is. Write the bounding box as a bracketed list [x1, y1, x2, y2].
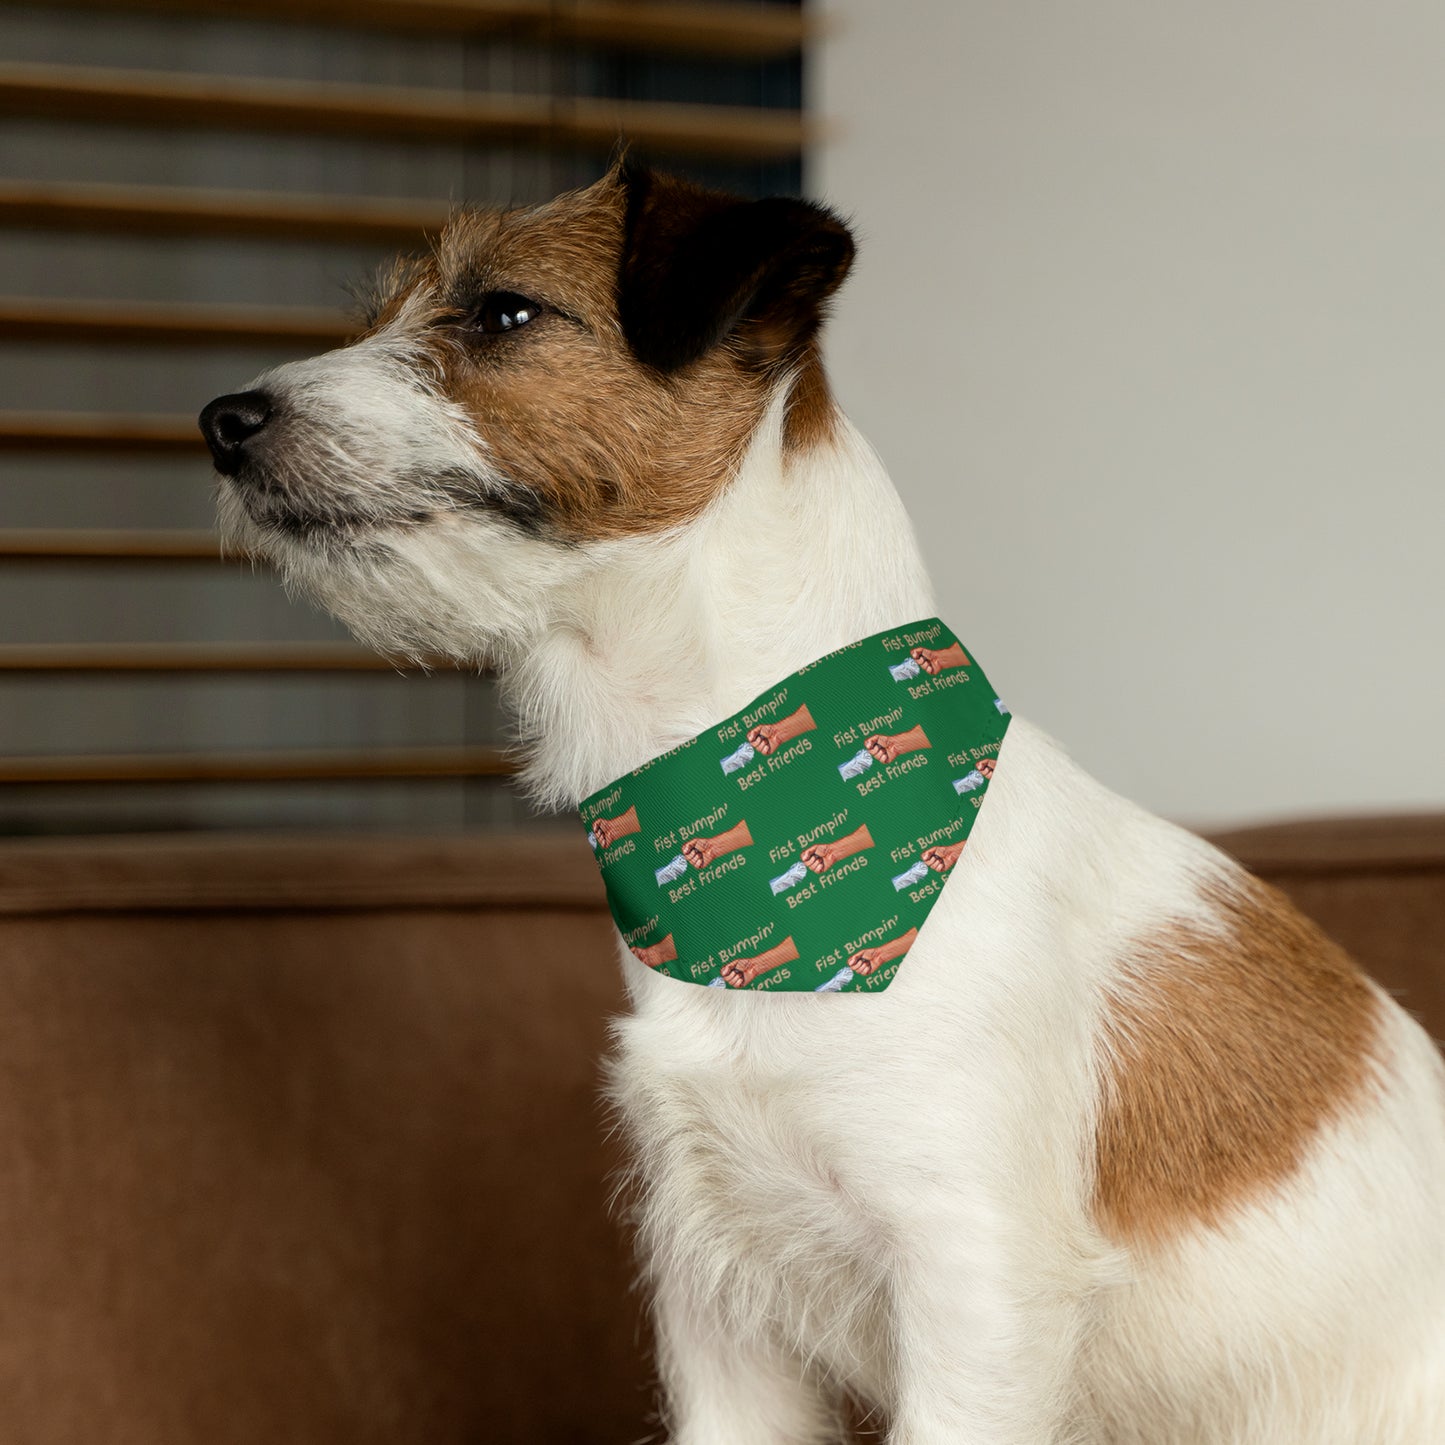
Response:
[580, 620, 1009, 993]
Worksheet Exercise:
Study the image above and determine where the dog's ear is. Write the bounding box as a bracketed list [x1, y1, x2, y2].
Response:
[617, 162, 855, 374]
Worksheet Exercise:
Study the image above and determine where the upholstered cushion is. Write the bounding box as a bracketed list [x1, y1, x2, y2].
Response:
[0, 820, 1440, 1443]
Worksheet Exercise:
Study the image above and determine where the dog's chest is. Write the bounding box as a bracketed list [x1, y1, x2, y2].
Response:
[614, 998, 895, 1385]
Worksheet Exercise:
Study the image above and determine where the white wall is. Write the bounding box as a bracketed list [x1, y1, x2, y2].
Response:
[813, 1, 1445, 828]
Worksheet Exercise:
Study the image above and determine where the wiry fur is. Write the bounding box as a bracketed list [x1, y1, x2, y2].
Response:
[206, 169, 1445, 1444]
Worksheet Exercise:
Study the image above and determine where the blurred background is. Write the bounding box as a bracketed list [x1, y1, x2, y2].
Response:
[6, 0, 1440, 841]
[820, 1, 1445, 827]
[0, 0, 802, 837]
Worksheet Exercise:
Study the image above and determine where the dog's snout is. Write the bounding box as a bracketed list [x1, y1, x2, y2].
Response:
[199, 390, 273, 475]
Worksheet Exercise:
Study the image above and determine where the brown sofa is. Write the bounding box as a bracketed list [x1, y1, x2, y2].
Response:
[0, 818, 1440, 1443]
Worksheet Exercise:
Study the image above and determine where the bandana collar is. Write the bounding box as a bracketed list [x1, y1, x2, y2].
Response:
[580, 619, 1009, 993]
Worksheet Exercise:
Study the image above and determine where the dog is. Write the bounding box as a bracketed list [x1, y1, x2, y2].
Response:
[200, 162, 1445, 1444]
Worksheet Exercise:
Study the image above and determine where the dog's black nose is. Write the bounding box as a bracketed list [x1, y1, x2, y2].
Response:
[199, 390, 273, 475]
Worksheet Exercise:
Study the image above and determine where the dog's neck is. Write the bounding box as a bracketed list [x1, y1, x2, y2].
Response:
[502, 397, 937, 810]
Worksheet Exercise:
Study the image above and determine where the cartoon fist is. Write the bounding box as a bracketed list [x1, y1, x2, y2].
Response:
[846, 926, 919, 978]
[719, 936, 799, 988]
[846, 946, 888, 977]
[801, 842, 840, 873]
[632, 934, 678, 970]
[745, 704, 816, 756]
[746, 722, 783, 755]
[592, 804, 640, 848]
[922, 841, 965, 873]
[681, 820, 753, 869]
[801, 824, 875, 874]
[682, 836, 721, 868]
[910, 642, 969, 676]
[864, 725, 931, 765]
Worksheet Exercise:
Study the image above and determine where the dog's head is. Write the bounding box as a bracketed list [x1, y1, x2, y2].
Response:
[200, 163, 854, 660]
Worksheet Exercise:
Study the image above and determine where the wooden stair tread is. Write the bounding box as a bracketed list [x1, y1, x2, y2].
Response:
[0, 744, 513, 783]
[0, 60, 811, 161]
[0, 411, 204, 451]
[0, 528, 230, 561]
[0, 642, 437, 672]
[0, 295, 353, 347]
[0, 178, 450, 244]
[0, 0, 810, 58]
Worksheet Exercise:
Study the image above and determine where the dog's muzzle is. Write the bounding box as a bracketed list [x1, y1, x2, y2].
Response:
[199, 390, 273, 476]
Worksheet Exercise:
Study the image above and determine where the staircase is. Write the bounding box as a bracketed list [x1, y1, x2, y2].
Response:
[0, 0, 807, 833]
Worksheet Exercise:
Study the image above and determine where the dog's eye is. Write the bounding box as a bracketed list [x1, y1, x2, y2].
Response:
[472, 292, 543, 334]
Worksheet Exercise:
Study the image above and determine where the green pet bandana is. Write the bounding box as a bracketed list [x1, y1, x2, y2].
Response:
[580, 619, 1010, 994]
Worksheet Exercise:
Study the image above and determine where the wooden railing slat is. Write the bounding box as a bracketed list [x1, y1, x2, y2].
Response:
[0, 528, 228, 561]
[0, 61, 811, 161]
[0, 179, 449, 244]
[0, 744, 513, 783]
[0, 296, 353, 348]
[0, 643, 430, 673]
[550, 0, 810, 58]
[0, 0, 809, 58]
[0, 412, 203, 452]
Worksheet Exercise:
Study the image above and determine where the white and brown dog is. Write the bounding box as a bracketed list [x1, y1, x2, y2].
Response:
[200, 164, 1445, 1444]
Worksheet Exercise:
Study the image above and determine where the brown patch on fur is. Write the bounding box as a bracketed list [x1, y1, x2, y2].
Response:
[369, 178, 764, 540]
[355, 254, 435, 335]
[365, 170, 847, 541]
[1093, 873, 1381, 1247]
[782, 343, 840, 454]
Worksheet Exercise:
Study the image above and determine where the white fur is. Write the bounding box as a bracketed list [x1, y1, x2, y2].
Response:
[222, 351, 1445, 1444]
